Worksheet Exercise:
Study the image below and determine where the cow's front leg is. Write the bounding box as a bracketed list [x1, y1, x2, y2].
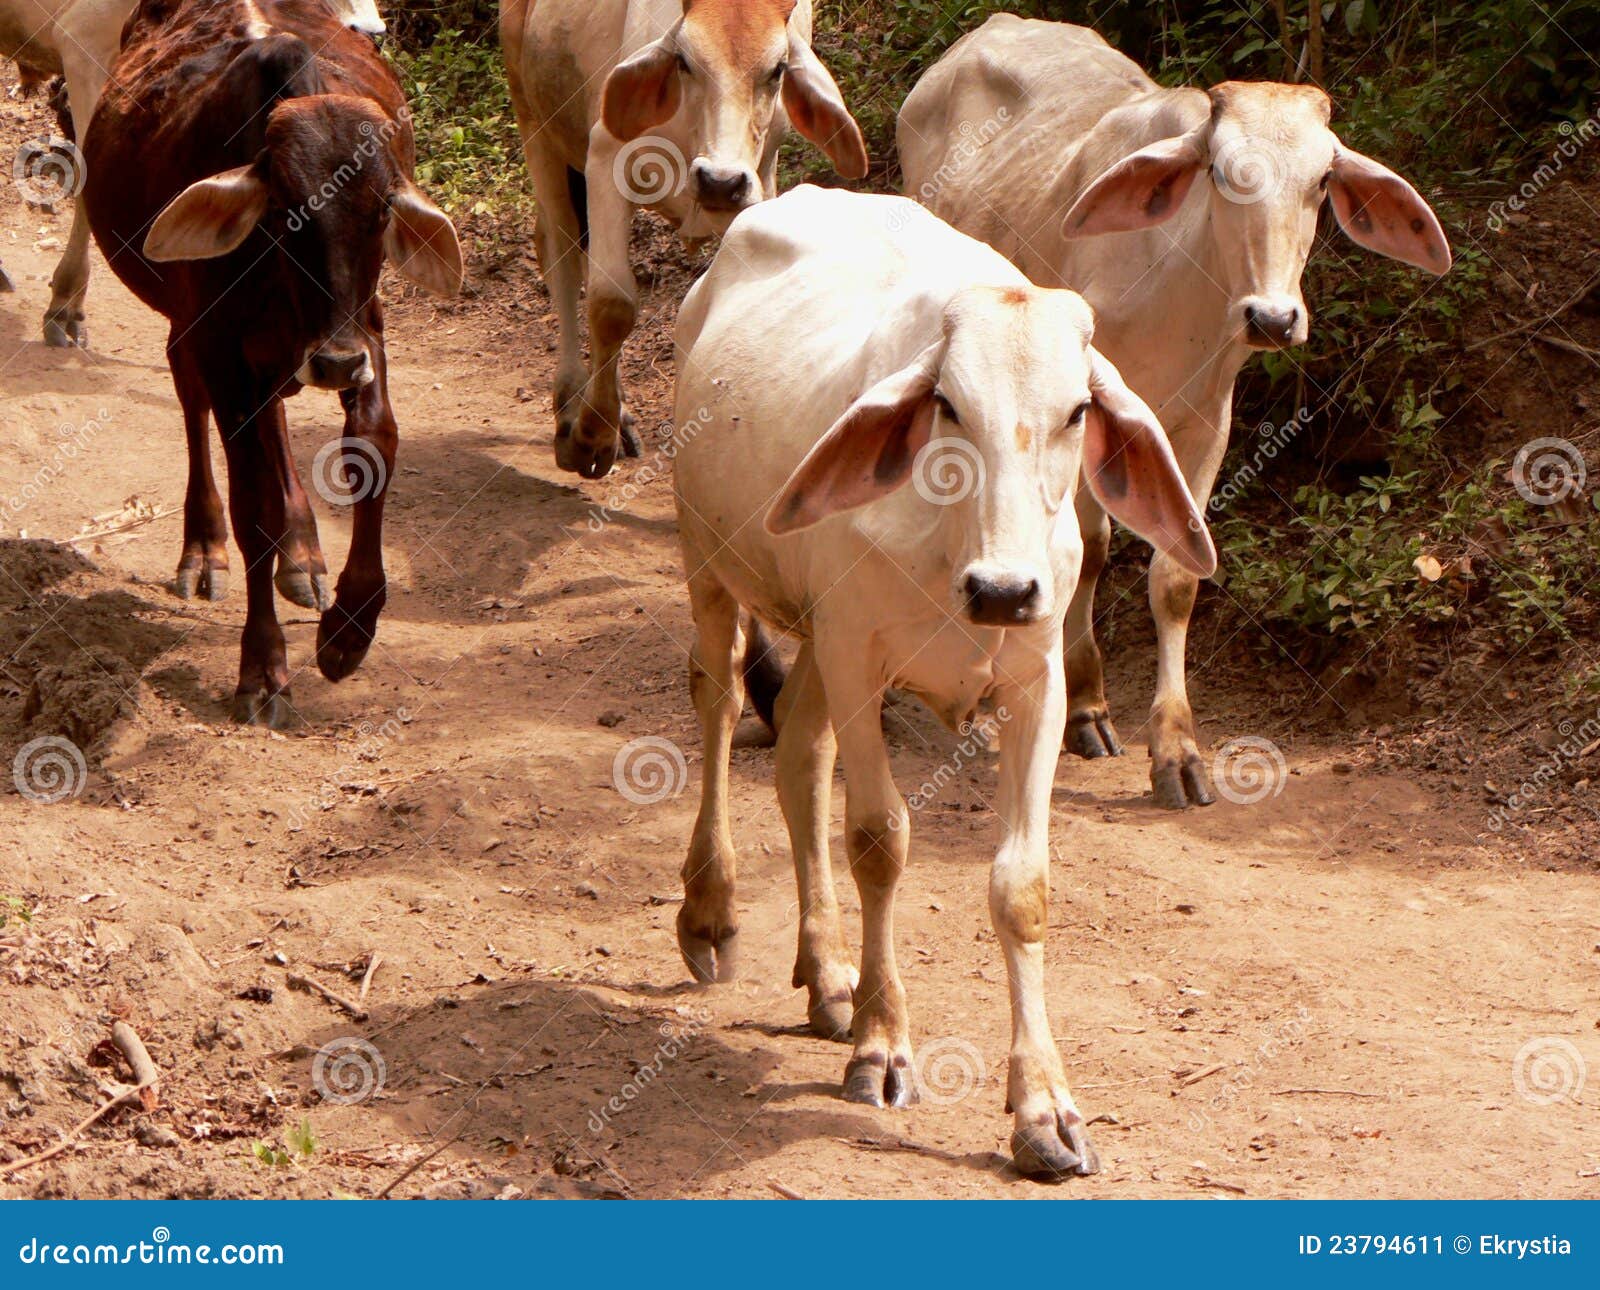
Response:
[1147, 409, 1228, 809]
[994, 653, 1098, 1178]
[1147, 554, 1213, 809]
[821, 648, 916, 1107]
[1063, 493, 1121, 758]
[316, 323, 394, 683]
[567, 146, 643, 479]
[677, 571, 746, 983]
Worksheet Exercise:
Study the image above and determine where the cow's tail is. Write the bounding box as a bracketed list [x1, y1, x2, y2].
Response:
[742, 615, 786, 735]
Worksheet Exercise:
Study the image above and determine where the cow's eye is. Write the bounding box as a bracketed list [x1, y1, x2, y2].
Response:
[1319, 171, 1331, 192]
[676, 52, 692, 75]
[768, 62, 788, 85]
[934, 393, 958, 424]
[1067, 400, 1091, 427]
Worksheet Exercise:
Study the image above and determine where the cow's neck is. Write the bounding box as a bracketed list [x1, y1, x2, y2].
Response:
[1062, 198, 1250, 434]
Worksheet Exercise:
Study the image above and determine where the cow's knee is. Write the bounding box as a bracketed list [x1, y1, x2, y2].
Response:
[590, 288, 636, 352]
[847, 815, 906, 891]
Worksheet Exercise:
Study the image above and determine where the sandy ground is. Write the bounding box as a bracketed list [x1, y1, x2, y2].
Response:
[1, 73, 1598, 1201]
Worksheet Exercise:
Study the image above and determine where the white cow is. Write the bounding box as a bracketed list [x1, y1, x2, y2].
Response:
[672, 186, 1215, 1177]
[898, 15, 1450, 808]
[0, 0, 384, 344]
[500, 0, 867, 480]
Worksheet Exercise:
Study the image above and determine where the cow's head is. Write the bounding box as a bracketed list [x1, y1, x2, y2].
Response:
[765, 285, 1215, 627]
[1061, 82, 1450, 351]
[143, 95, 462, 391]
[602, 0, 867, 225]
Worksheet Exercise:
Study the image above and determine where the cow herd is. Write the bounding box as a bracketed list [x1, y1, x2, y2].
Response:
[1, 0, 1450, 1177]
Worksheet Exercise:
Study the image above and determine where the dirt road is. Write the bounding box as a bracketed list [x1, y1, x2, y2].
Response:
[2, 78, 1597, 1200]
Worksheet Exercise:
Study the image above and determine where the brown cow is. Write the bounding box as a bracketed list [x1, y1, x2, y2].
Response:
[83, 0, 462, 727]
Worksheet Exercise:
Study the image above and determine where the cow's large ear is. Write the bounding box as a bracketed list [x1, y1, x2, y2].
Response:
[144, 163, 269, 262]
[385, 180, 464, 296]
[1062, 129, 1207, 239]
[1328, 144, 1451, 275]
[1083, 350, 1216, 577]
[602, 34, 683, 142]
[766, 341, 943, 535]
[782, 35, 869, 179]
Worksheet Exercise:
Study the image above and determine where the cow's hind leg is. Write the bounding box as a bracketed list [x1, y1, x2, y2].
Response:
[42, 44, 114, 348]
[1063, 492, 1122, 759]
[775, 643, 855, 1040]
[213, 391, 295, 729]
[316, 312, 395, 683]
[522, 143, 592, 472]
[820, 644, 916, 1107]
[272, 444, 330, 612]
[170, 339, 229, 602]
[678, 570, 745, 982]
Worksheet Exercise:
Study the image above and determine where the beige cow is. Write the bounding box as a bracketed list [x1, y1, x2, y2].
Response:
[500, 0, 867, 479]
[0, 0, 384, 345]
[673, 186, 1215, 1176]
[899, 15, 1449, 808]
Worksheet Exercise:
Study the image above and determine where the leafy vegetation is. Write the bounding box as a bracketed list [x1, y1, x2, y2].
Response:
[0, 894, 32, 929]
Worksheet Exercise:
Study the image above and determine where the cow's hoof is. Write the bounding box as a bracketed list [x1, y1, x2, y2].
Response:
[1011, 1115, 1100, 1179]
[315, 621, 372, 684]
[0, 265, 14, 293]
[1067, 711, 1123, 759]
[275, 563, 331, 612]
[231, 689, 295, 730]
[842, 1052, 918, 1108]
[806, 993, 854, 1043]
[554, 423, 619, 480]
[677, 908, 737, 983]
[175, 563, 228, 602]
[42, 315, 85, 349]
[1152, 758, 1216, 810]
[619, 411, 642, 459]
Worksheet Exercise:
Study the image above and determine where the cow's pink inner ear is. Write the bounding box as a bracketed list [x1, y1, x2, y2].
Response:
[765, 351, 943, 535]
[385, 185, 464, 297]
[781, 45, 869, 179]
[1328, 149, 1452, 275]
[143, 165, 269, 263]
[1062, 133, 1206, 239]
[1082, 353, 1217, 578]
[602, 43, 683, 143]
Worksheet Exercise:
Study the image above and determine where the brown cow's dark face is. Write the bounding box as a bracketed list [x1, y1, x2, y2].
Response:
[267, 97, 399, 389]
[143, 95, 463, 390]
